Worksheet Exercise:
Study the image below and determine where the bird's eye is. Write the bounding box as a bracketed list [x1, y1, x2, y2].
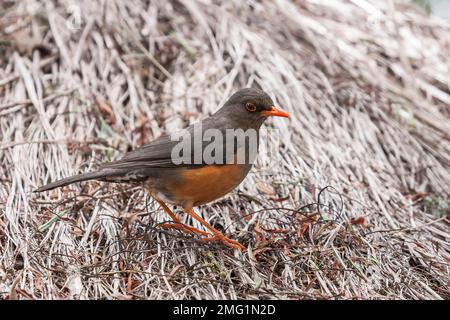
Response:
[246, 103, 257, 112]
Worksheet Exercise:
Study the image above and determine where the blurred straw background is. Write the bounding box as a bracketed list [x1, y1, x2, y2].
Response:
[0, 0, 449, 299]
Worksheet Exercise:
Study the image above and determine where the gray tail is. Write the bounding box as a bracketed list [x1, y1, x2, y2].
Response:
[34, 170, 115, 192]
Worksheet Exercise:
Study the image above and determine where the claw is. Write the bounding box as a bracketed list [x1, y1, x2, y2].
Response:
[159, 222, 209, 236]
[201, 233, 245, 251]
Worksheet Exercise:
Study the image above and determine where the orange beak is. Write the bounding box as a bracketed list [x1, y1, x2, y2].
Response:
[261, 106, 289, 118]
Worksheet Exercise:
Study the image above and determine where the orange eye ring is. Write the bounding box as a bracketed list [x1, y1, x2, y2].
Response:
[246, 103, 257, 112]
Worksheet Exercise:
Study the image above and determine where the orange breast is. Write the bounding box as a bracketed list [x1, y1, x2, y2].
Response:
[168, 164, 248, 207]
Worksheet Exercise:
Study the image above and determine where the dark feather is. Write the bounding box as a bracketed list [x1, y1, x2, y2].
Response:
[34, 169, 124, 192]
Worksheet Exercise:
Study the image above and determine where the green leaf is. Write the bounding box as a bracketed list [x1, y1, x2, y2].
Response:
[38, 209, 70, 233]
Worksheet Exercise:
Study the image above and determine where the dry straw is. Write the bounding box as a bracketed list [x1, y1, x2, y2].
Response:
[0, 0, 449, 299]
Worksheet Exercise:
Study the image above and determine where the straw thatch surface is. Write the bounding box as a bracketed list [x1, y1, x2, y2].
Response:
[0, 0, 449, 299]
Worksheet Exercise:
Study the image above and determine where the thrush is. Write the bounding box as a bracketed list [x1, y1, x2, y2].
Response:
[35, 88, 289, 251]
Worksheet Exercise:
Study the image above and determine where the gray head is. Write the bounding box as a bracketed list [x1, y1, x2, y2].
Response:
[212, 88, 289, 129]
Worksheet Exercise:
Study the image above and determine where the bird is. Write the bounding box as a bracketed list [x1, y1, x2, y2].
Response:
[35, 88, 289, 251]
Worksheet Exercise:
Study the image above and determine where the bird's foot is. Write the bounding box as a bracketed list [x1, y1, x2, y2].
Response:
[201, 232, 245, 251]
[158, 222, 209, 236]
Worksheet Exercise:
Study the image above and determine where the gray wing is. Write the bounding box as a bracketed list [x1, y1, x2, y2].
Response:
[35, 135, 180, 192]
[104, 124, 239, 171]
[104, 134, 183, 170]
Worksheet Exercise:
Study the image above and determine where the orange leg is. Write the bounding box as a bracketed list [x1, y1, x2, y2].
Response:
[154, 198, 209, 236]
[185, 208, 245, 251]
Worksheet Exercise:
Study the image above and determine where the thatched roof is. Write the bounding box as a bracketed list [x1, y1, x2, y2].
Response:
[0, 0, 449, 299]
